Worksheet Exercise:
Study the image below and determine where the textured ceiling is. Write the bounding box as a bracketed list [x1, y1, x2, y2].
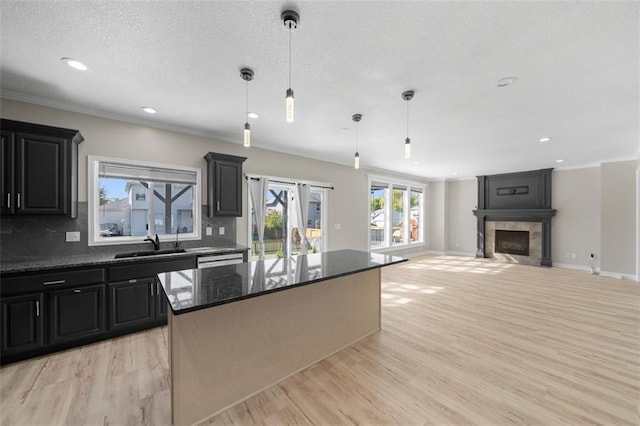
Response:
[1, 1, 638, 179]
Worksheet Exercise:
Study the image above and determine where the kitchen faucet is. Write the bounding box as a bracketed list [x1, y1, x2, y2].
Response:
[144, 234, 160, 251]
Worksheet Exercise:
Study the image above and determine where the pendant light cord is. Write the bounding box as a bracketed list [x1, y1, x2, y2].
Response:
[246, 79, 249, 118]
[356, 121, 359, 152]
[288, 28, 292, 88]
[406, 100, 409, 138]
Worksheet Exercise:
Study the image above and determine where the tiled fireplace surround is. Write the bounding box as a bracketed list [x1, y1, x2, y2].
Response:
[485, 221, 542, 266]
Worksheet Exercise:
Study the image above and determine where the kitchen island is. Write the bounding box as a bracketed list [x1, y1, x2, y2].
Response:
[157, 249, 407, 425]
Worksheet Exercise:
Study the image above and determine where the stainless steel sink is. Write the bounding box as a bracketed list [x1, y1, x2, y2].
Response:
[114, 248, 186, 259]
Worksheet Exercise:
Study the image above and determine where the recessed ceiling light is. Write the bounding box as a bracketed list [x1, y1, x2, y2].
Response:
[555, 159, 564, 163]
[247, 112, 259, 119]
[61, 57, 88, 71]
[539, 137, 552, 143]
[141, 107, 157, 114]
[412, 161, 420, 165]
[497, 77, 518, 87]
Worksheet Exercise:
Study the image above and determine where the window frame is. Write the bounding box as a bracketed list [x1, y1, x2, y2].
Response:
[367, 174, 425, 252]
[88, 155, 202, 246]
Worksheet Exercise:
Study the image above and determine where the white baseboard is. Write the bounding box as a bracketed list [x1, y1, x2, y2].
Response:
[444, 250, 476, 257]
[599, 270, 639, 282]
[553, 262, 593, 272]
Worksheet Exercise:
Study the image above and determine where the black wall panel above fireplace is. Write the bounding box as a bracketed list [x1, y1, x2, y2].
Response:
[477, 168, 553, 210]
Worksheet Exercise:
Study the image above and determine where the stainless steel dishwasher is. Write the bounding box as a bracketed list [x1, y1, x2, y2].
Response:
[196, 252, 244, 268]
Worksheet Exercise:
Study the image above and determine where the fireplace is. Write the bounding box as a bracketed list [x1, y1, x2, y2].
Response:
[473, 169, 556, 266]
[495, 230, 529, 256]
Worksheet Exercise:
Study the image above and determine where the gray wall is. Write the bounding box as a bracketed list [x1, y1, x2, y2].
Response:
[446, 179, 477, 254]
[0, 99, 426, 259]
[426, 181, 445, 252]
[552, 167, 601, 268]
[600, 160, 637, 276]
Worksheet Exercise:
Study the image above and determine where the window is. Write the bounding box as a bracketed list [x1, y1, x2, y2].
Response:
[248, 177, 329, 260]
[368, 176, 424, 250]
[88, 156, 201, 246]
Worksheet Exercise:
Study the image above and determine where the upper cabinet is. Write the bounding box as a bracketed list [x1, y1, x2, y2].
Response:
[204, 152, 246, 217]
[1, 119, 84, 218]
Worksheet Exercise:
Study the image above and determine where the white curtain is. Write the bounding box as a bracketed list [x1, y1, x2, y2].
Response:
[248, 177, 269, 260]
[294, 183, 311, 254]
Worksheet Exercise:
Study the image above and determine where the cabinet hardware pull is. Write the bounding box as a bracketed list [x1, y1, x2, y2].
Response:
[217, 200, 220, 211]
[129, 279, 137, 283]
[17, 193, 21, 209]
[35, 300, 40, 317]
[43, 279, 66, 285]
[6, 193, 10, 209]
[74, 289, 81, 293]
[150, 284, 154, 296]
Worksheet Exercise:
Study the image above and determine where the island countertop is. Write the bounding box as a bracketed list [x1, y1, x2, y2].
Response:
[157, 249, 407, 315]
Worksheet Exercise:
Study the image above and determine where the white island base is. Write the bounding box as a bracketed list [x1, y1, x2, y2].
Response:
[168, 268, 381, 425]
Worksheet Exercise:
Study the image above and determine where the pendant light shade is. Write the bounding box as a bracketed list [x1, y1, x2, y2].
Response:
[282, 10, 299, 123]
[240, 68, 254, 148]
[352, 114, 362, 170]
[402, 90, 414, 159]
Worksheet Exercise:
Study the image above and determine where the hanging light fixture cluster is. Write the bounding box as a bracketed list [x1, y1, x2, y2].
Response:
[239, 9, 301, 147]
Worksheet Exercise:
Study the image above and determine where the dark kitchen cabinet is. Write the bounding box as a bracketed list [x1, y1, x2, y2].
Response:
[49, 284, 106, 345]
[0, 119, 83, 218]
[1, 293, 44, 356]
[108, 278, 156, 330]
[204, 152, 246, 217]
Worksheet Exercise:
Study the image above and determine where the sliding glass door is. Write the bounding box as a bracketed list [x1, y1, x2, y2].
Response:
[250, 182, 326, 260]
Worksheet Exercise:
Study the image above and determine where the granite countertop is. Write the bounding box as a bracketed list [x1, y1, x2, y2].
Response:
[157, 249, 407, 315]
[0, 245, 249, 275]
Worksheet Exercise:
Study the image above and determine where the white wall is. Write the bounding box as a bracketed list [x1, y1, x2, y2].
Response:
[552, 167, 601, 268]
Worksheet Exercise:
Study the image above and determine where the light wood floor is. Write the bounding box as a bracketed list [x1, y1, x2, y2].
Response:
[1, 255, 639, 425]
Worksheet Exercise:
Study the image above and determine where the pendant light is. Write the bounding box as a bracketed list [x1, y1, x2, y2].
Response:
[352, 114, 362, 169]
[282, 10, 299, 123]
[240, 68, 254, 147]
[402, 90, 414, 159]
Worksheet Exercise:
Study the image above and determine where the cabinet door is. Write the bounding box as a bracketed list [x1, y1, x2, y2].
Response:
[108, 279, 156, 330]
[215, 159, 242, 216]
[14, 132, 68, 215]
[1, 294, 44, 356]
[49, 284, 105, 345]
[1, 131, 14, 214]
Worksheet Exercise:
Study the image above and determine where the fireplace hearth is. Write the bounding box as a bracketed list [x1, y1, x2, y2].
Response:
[495, 230, 530, 256]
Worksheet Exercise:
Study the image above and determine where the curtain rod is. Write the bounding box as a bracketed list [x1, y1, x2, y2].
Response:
[245, 176, 334, 190]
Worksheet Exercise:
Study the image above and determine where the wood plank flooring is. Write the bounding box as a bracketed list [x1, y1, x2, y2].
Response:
[1, 255, 638, 425]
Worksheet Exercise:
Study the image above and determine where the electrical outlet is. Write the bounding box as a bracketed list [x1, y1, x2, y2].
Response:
[206, 226, 213, 236]
[455, 242, 460, 248]
[571, 253, 576, 259]
[334, 223, 341, 230]
[219, 226, 225, 236]
[66, 231, 80, 242]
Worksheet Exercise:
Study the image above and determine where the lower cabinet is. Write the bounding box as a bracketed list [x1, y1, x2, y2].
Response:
[108, 279, 156, 330]
[49, 284, 106, 345]
[1, 293, 44, 356]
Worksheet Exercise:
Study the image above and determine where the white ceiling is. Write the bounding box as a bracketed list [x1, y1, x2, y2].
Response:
[1, 1, 638, 179]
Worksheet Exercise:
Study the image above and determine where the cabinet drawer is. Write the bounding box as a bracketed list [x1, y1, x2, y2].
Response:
[2, 268, 106, 296]
[109, 257, 195, 282]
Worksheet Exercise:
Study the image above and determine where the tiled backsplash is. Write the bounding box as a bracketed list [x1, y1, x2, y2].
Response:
[0, 203, 237, 261]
